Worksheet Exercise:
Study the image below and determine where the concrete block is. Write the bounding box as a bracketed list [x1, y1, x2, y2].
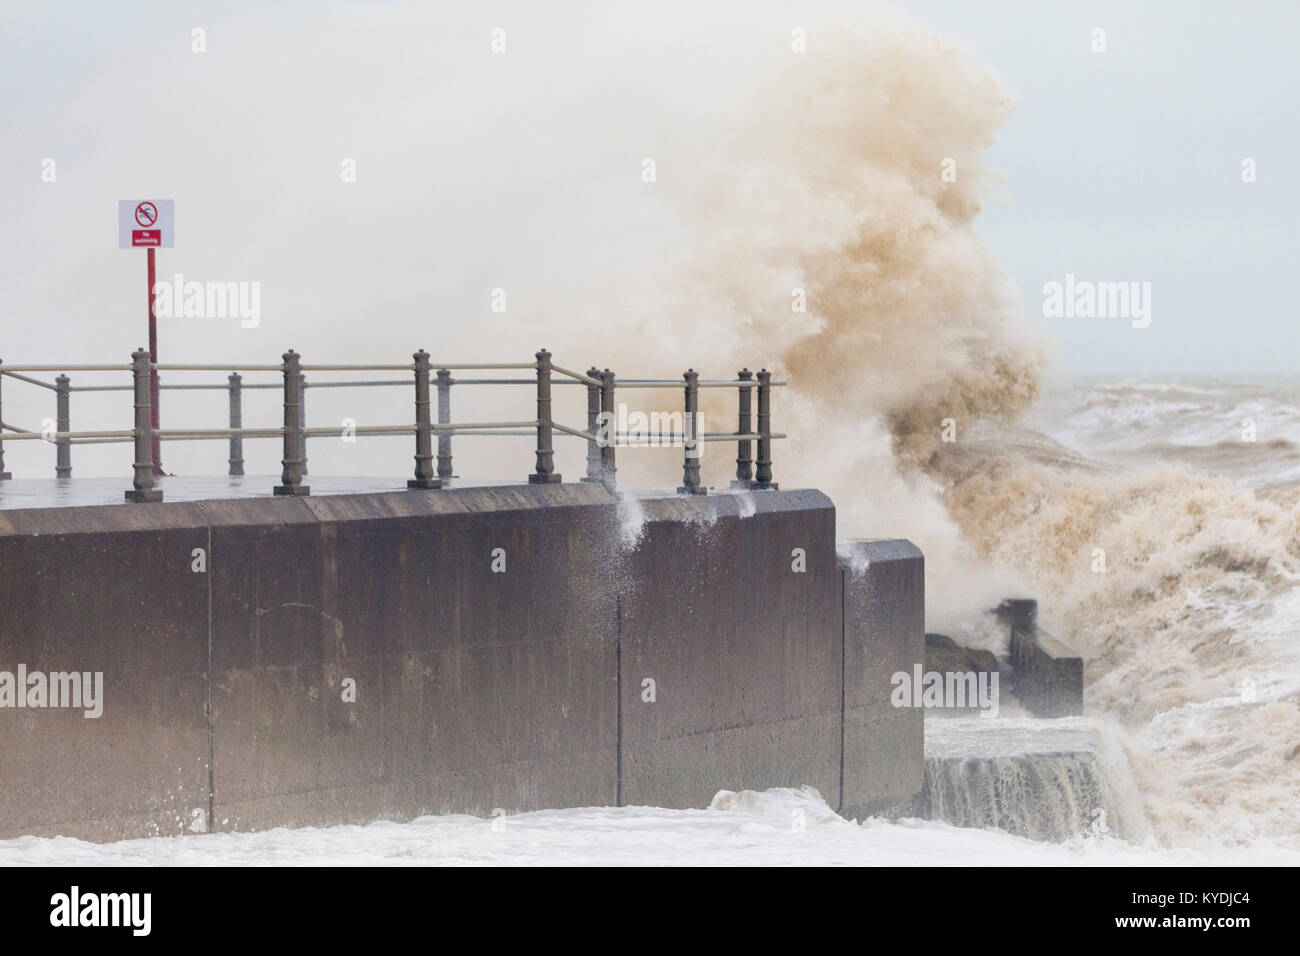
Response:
[996, 598, 1084, 718]
[619, 490, 840, 808]
[840, 539, 924, 818]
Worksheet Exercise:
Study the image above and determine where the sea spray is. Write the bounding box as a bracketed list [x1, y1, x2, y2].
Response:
[593, 14, 1300, 848]
[936, 437, 1300, 845]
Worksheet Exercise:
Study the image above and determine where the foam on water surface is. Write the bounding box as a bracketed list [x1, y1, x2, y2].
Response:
[2, 786, 1295, 867]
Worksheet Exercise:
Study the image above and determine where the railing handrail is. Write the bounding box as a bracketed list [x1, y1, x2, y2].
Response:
[0, 350, 787, 499]
[0, 370, 59, 390]
[551, 364, 604, 387]
[613, 379, 788, 387]
[0, 364, 132, 373]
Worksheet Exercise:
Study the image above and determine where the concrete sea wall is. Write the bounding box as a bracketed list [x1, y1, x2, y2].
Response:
[0, 484, 923, 840]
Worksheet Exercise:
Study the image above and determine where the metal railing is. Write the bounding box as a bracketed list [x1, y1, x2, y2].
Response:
[0, 348, 787, 503]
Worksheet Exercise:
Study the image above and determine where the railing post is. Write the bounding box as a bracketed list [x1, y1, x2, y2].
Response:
[678, 368, 705, 495]
[753, 368, 778, 490]
[435, 368, 453, 482]
[273, 350, 310, 496]
[529, 348, 561, 484]
[54, 374, 71, 478]
[732, 367, 753, 489]
[124, 348, 163, 502]
[409, 349, 441, 489]
[0, 361, 11, 479]
[227, 372, 245, 476]
[599, 368, 616, 490]
[299, 372, 308, 477]
[581, 365, 602, 483]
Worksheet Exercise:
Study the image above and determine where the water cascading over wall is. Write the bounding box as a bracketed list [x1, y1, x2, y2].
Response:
[892, 719, 1145, 842]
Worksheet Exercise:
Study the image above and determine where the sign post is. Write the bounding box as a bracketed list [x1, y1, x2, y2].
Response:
[119, 200, 174, 475]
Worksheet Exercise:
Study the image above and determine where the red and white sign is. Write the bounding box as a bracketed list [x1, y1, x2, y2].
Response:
[118, 199, 174, 249]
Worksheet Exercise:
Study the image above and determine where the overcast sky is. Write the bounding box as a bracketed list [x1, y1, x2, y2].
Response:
[901, 0, 1298, 378]
[1, 0, 1295, 379]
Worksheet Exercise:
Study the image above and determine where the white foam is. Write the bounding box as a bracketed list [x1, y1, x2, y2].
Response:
[3, 787, 1295, 866]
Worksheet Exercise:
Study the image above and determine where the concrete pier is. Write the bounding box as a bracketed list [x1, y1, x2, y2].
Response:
[0, 484, 923, 840]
